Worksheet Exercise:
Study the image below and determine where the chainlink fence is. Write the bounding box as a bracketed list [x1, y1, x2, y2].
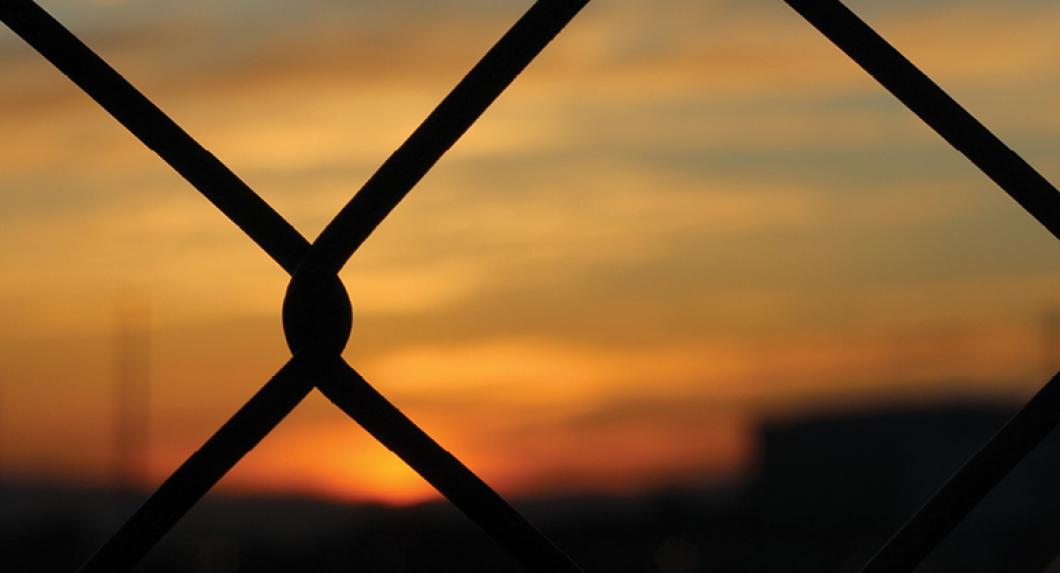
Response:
[1, 1, 1057, 571]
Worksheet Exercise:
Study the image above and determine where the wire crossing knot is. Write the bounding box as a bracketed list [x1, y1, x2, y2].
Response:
[282, 272, 352, 355]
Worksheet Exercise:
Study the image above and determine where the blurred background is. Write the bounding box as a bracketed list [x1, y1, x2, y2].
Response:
[1, 0, 1058, 571]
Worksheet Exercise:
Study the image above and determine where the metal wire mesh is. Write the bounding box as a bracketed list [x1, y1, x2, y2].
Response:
[2, 0, 1057, 571]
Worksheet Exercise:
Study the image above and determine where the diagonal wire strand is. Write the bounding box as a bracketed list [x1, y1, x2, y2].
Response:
[0, 0, 309, 274]
[317, 358, 585, 573]
[781, 1, 1060, 569]
[298, 0, 589, 278]
[860, 371, 1060, 572]
[79, 356, 315, 573]
[783, 0, 1060, 239]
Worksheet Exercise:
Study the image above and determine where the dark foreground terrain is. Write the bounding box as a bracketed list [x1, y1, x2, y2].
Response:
[4, 402, 1059, 572]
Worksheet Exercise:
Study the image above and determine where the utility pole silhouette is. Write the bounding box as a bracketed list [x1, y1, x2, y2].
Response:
[113, 300, 151, 493]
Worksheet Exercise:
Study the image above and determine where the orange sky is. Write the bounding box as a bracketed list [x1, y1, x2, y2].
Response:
[1, 0, 1058, 505]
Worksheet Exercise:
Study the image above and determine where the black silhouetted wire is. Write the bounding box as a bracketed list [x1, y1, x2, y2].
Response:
[783, 0, 1060, 240]
[0, 0, 308, 273]
[0, 0, 588, 572]
[316, 358, 584, 572]
[301, 0, 588, 278]
[82, 356, 315, 573]
[783, 1, 1060, 571]
[862, 371, 1060, 573]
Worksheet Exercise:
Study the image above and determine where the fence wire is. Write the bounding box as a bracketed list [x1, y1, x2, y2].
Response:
[783, 2, 1060, 570]
[2, 0, 1058, 572]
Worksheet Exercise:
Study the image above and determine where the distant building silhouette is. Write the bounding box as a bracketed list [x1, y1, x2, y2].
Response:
[749, 402, 1060, 572]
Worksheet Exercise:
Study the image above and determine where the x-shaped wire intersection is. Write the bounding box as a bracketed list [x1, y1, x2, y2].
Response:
[3, 0, 588, 571]
[2, 0, 1059, 572]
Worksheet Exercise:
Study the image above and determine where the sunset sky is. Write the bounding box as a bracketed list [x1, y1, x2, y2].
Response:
[1, 0, 1058, 505]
